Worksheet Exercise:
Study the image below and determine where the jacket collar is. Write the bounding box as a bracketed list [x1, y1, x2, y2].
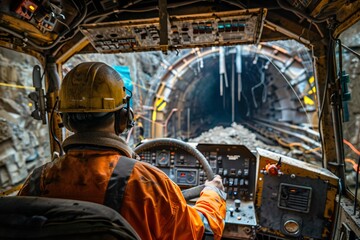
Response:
[62, 131, 135, 158]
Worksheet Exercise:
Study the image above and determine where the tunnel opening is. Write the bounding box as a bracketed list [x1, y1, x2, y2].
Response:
[153, 43, 315, 140]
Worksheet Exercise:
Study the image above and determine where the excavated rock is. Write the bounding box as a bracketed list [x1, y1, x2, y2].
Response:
[190, 122, 288, 155]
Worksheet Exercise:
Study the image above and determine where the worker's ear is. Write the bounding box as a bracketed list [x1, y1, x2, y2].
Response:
[61, 113, 74, 132]
[115, 107, 134, 135]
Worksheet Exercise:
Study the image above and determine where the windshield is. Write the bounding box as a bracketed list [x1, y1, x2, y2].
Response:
[64, 40, 321, 164]
[339, 20, 360, 200]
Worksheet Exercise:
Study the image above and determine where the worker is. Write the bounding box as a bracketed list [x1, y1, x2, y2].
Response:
[18, 62, 226, 239]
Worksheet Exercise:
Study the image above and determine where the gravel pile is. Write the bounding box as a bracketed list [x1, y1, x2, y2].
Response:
[190, 122, 288, 155]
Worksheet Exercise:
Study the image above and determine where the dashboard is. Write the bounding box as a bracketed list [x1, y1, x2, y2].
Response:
[137, 142, 258, 239]
[136, 140, 339, 240]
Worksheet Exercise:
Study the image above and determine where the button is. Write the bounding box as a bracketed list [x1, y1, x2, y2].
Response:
[240, 179, 244, 186]
[233, 187, 238, 197]
[229, 178, 234, 186]
[228, 188, 233, 197]
[223, 178, 227, 185]
[234, 178, 238, 186]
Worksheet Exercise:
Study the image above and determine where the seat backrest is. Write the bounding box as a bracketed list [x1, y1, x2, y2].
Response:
[0, 196, 141, 240]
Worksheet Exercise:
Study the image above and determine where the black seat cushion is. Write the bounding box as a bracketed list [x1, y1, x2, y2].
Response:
[0, 196, 141, 240]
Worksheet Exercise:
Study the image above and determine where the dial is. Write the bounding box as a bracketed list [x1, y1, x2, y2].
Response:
[156, 150, 170, 166]
[186, 171, 196, 184]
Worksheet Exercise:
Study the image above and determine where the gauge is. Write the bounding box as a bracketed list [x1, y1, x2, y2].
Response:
[156, 150, 170, 166]
[186, 171, 196, 184]
[176, 169, 198, 186]
[283, 220, 300, 234]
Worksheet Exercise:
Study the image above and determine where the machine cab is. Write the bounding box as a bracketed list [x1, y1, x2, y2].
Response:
[0, 0, 359, 239]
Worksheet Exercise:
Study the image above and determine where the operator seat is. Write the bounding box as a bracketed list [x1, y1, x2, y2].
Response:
[0, 196, 141, 240]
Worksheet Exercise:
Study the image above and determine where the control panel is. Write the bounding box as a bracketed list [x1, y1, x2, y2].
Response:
[137, 142, 258, 239]
[256, 148, 339, 239]
[196, 143, 257, 201]
[138, 147, 202, 187]
[197, 143, 257, 239]
[80, 9, 266, 53]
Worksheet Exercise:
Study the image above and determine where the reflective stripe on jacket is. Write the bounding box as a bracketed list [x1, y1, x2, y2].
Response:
[18, 132, 226, 239]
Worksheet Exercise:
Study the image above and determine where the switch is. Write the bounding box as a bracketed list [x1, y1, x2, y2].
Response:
[218, 168, 223, 175]
[243, 169, 249, 176]
[234, 178, 238, 186]
[239, 179, 244, 186]
[223, 169, 228, 176]
[237, 169, 242, 176]
[223, 177, 228, 185]
[229, 178, 234, 186]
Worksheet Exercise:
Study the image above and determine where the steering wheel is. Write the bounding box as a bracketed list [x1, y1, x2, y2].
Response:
[134, 138, 215, 200]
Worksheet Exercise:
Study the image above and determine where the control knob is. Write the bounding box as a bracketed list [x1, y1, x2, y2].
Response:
[234, 199, 241, 212]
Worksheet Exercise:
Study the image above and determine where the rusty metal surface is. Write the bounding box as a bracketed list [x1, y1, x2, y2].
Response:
[256, 148, 339, 239]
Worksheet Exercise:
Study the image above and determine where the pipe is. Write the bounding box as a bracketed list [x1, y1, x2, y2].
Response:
[264, 20, 311, 46]
[164, 108, 178, 137]
[236, 46, 242, 101]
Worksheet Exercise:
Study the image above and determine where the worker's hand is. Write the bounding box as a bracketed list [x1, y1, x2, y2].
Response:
[205, 175, 224, 191]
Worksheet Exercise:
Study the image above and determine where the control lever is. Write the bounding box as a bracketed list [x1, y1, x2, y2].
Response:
[235, 199, 241, 212]
[29, 65, 47, 124]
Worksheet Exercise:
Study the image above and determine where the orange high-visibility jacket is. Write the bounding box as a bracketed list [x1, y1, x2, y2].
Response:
[18, 132, 226, 240]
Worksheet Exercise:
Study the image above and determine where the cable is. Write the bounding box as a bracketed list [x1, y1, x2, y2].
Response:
[84, 0, 208, 24]
[342, 44, 360, 59]
[50, 98, 64, 156]
[261, 53, 313, 127]
[0, 0, 87, 51]
[276, 0, 329, 23]
[354, 156, 360, 215]
[343, 139, 360, 156]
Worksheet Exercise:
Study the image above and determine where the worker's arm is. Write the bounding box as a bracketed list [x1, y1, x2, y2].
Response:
[156, 175, 226, 240]
[122, 163, 226, 240]
[194, 175, 227, 239]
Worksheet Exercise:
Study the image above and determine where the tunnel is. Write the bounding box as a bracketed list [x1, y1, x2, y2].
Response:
[142, 41, 316, 140]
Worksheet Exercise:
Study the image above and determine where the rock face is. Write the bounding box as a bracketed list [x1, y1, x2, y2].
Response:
[0, 48, 50, 193]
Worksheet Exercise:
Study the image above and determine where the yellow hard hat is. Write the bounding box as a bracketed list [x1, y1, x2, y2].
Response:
[58, 62, 128, 113]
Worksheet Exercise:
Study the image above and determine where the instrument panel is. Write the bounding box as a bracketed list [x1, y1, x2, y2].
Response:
[137, 142, 258, 239]
[256, 148, 339, 239]
[136, 142, 339, 240]
[80, 9, 266, 53]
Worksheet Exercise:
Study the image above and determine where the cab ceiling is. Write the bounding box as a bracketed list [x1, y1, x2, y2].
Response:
[0, 0, 359, 62]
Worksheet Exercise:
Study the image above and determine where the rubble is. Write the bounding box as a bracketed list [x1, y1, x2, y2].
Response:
[190, 122, 289, 155]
